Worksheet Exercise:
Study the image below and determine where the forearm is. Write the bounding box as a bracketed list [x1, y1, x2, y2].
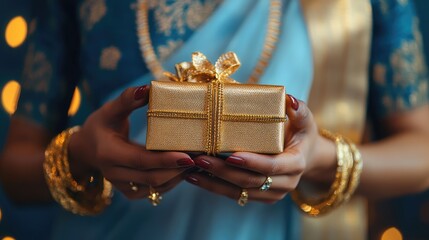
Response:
[0, 120, 97, 204]
[0, 118, 53, 204]
[0, 143, 53, 204]
[358, 131, 429, 199]
[304, 129, 429, 200]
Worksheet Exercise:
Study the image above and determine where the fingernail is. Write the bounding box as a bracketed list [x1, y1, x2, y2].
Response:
[194, 158, 212, 170]
[287, 94, 299, 111]
[134, 85, 148, 100]
[226, 156, 244, 166]
[177, 158, 195, 167]
[186, 175, 199, 185]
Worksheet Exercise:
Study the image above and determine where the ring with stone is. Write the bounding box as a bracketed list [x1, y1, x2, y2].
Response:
[259, 176, 273, 191]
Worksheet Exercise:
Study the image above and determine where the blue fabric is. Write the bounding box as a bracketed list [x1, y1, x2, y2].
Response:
[0, 185, 58, 239]
[52, 0, 308, 239]
[369, 0, 428, 118]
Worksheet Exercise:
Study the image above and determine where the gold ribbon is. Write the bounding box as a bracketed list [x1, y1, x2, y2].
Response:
[164, 52, 240, 84]
[150, 52, 286, 155]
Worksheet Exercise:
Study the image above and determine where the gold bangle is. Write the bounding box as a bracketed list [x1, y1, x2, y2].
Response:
[291, 129, 355, 216]
[342, 138, 363, 202]
[43, 126, 112, 215]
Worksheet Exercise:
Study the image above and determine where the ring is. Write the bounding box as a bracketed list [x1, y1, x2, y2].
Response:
[129, 181, 139, 192]
[237, 189, 248, 207]
[259, 176, 273, 191]
[148, 186, 162, 206]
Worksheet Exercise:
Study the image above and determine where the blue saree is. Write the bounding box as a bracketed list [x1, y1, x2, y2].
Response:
[53, 0, 309, 239]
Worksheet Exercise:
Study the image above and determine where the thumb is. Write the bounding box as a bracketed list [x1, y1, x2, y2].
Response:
[286, 94, 313, 131]
[102, 85, 150, 122]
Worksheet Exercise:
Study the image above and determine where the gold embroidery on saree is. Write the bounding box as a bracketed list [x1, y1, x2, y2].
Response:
[386, 17, 428, 111]
[147, 0, 221, 36]
[390, 18, 427, 87]
[157, 39, 184, 61]
[80, 0, 107, 31]
[22, 44, 52, 93]
[100, 46, 122, 70]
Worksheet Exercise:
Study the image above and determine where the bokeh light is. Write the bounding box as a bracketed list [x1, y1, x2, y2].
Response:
[0, 208, 2, 222]
[68, 87, 81, 116]
[5, 16, 27, 48]
[380, 227, 403, 240]
[2, 237, 16, 240]
[1, 80, 21, 115]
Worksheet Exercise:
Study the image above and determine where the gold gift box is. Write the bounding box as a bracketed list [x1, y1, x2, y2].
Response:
[146, 52, 287, 155]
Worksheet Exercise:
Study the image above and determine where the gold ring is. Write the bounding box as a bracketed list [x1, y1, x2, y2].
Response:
[237, 189, 248, 207]
[259, 176, 273, 191]
[129, 181, 139, 192]
[148, 186, 162, 206]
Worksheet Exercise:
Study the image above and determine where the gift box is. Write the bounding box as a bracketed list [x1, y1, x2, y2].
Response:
[146, 52, 287, 155]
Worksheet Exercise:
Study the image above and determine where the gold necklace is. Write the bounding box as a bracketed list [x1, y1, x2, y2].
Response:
[136, 0, 282, 83]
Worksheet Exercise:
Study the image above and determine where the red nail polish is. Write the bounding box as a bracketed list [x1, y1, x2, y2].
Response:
[134, 85, 148, 100]
[226, 156, 244, 166]
[287, 94, 299, 111]
[177, 158, 194, 167]
[186, 175, 199, 185]
[195, 158, 212, 170]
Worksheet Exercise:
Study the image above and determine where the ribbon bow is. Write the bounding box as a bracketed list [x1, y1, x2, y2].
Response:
[164, 52, 240, 83]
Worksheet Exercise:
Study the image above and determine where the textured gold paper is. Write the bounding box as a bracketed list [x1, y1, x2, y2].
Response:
[146, 81, 286, 154]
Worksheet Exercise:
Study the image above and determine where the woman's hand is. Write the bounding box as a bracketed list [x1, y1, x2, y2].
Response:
[185, 95, 335, 204]
[69, 85, 195, 199]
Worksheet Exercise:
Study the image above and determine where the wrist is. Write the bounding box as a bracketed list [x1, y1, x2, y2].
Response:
[303, 133, 337, 184]
[68, 129, 98, 184]
[44, 126, 112, 215]
[292, 129, 362, 216]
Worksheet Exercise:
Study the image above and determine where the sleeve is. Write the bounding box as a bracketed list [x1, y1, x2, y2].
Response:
[369, 0, 429, 120]
[14, 0, 80, 134]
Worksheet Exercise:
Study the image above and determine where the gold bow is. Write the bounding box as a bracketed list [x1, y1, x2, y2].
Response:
[164, 52, 240, 83]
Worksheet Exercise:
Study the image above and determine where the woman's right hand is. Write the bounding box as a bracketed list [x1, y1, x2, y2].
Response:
[69, 85, 195, 199]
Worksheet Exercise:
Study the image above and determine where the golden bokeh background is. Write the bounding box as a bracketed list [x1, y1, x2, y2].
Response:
[2, 237, 15, 240]
[380, 227, 403, 240]
[1, 80, 20, 115]
[5, 16, 27, 48]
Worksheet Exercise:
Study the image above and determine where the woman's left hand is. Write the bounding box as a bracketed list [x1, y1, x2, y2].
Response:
[185, 95, 326, 204]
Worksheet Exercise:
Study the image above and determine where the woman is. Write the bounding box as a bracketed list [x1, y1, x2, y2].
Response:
[1, 0, 429, 239]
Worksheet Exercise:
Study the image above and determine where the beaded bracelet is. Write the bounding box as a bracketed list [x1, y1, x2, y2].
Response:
[43, 126, 112, 215]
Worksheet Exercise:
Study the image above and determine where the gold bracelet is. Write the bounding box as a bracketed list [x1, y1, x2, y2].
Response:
[342, 138, 363, 202]
[291, 129, 357, 216]
[43, 126, 112, 215]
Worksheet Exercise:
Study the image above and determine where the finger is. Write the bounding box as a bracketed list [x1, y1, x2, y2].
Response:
[113, 173, 183, 200]
[222, 152, 305, 176]
[99, 137, 194, 170]
[185, 173, 288, 204]
[103, 166, 186, 187]
[194, 156, 300, 191]
[101, 85, 150, 123]
[194, 155, 266, 188]
[286, 94, 313, 131]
